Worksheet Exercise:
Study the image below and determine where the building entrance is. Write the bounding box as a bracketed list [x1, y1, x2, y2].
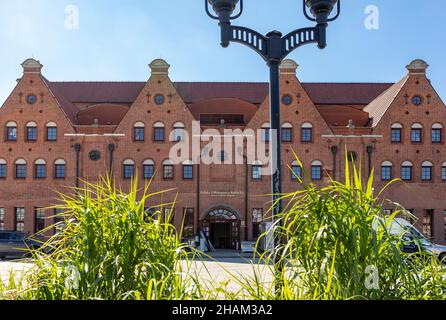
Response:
[201, 207, 240, 250]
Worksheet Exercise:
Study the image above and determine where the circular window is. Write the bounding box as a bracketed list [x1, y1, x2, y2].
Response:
[282, 95, 292, 105]
[89, 150, 101, 161]
[412, 95, 422, 106]
[155, 94, 165, 105]
[27, 94, 37, 105]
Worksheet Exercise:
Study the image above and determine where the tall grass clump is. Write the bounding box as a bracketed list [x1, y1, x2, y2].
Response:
[9, 177, 199, 300]
[266, 154, 446, 299]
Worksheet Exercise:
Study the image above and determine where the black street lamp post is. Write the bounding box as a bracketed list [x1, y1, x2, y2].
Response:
[205, 0, 340, 291]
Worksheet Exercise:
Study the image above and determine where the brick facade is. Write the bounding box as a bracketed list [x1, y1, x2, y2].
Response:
[0, 58, 445, 248]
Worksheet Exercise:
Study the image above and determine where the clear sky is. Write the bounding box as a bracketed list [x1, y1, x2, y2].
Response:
[0, 0, 444, 105]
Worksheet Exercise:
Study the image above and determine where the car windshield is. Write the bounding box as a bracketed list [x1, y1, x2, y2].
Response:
[406, 227, 432, 246]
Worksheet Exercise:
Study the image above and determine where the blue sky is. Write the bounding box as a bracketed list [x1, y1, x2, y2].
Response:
[0, 0, 443, 105]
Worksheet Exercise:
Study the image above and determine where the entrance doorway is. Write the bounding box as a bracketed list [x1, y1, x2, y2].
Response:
[201, 206, 240, 250]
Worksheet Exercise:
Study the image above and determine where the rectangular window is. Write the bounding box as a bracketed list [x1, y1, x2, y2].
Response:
[252, 208, 263, 240]
[432, 128, 442, 143]
[163, 165, 174, 180]
[14, 207, 25, 232]
[252, 166, 262, 180]
[183, 208, 194, 238]
[35, 164, 46, 179]
[301, 128, 313, 142]
[134, 127, 145, 141]
[27, 127, 37, 141]
[154, 128, 165, 141]
[183, 165, 193, 179]
[55, 164, 66, 179]
[291, 165, 301, 180]
[421, 166, 432, 181]
[411, 129, 422, 143]
[442, 166, 446, 181]
[401, 166, 412, 181]
[311, 166, 322, 180]
[423, 209, 434, 239]
[46, 127, 57, 141]
[54, 208, 65, 234]
[281, 128, 292, 142]
[0, 164, 6, 178]
[381, 166, 392, 181]
[34, 208, 45, 233]
[16, 164, 26, 179]
[7, 127, 17, 141]
[263, 128, 270, 142]
[143, 165, 154, 179]
[123, 165, 134, 179]
[0, 208, 4, 231]
[174, 129, 184, 142]
[391, 128, 401, 143]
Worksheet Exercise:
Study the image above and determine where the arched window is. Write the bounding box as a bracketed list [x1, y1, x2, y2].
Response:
[0, 159, 6, 179]
[6, 121, 17, 141]
[411, 123, 423, 143]
[182, 160, 193, 179]
[54, 159, 66, 179]
[252, 160, 263, 180]
[163, 160, 174, 180]
[261, 123, 270, 142]
[133, 122, 145, 142]
[391, 123, 402, 143]
[153, 122, 165, 142]
[301, 122, 313, 143]
[143, 159, 155, 180]
[35, 159, 47, 179]
[381, 161, 393, 181]
[401, 161, 413, 181]
[172, 122, 185, 142]
[432, 123, 443, 143]
[291, 160, 302, 181]
[311, 160, 322, 180]
[421, 161, 433, 181]
[123, 159, 135, 179]
[442, 161, 446, 181]
[281, 123, 293, 142]
[15, 159, 27, 179]
[26, 121, 37, 141]
[46, 122, 57, 141]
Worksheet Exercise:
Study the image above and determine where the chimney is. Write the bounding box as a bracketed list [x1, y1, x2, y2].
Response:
[21, 58, 43, 74]
[279, 59, 298, 75]
[149, 59, 170, 76]
[406, 59, 429, 75]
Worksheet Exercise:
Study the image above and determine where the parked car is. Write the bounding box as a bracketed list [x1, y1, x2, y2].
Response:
[379, 218, 446, 263]
[0, 231, 41, 260]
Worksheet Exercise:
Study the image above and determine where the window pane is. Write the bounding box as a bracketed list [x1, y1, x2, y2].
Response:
[27, 127, 37, 141]
[291, 166, 301, 180]
[183, 165, 193, 179]
[15, 207, 25, 232]
[432, 129, 442, 143]
[143, 165, 154, 179]
[124, 165, 134, 179]
[55, 165, 66, 178]
[7, 127, 17, 141]
[421, 167, 432, 181]
[134, 127, 145, 141]
[164, 165, 173, 179]
[391, 129, 401, 142]
[282, 128, 292, 142]
[252, 208, 263, 240]
[311, 166, 322, 180]
[154, 128, 165, 141]
[174, 129, 184, 142]
[381, 166, 392, 181]
[442, 167, 446, 181]
[0, 164, 6, 178]
[401, 166, 412, 181]
[47, 127, 57, 141]
[0, 208, 4, 231]
[302, 128, 312, 142]
[16, 164, 26, 178]
[252, 166, 262, 180]
[36, 164, 46, 178]
[263, 128, 270, 142]
[423, 210, 433, 238]
[411, 129, 422, 142]
[35, 208, 45, 233]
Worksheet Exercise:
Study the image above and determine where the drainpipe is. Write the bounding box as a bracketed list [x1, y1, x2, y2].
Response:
[244, 157, 249, 242]
[196, 162, 200, 236]
[74, 143, 81, 188]
[108, 144, 115, 176]
[366, 145, 373, 178]
[331, 145, 338, 181]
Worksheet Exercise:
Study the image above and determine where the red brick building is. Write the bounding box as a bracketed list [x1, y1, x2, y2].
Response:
[0, 58, 445, 248]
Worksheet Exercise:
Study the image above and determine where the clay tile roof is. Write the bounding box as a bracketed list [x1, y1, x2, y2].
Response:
[301, 83, 393, 105]
[364, 76, 409, 127]
[76, 104, 130, 126]
[317, 105, 370, 127]
[188, 98, 258, 123]
[42, 78, 79, 124]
